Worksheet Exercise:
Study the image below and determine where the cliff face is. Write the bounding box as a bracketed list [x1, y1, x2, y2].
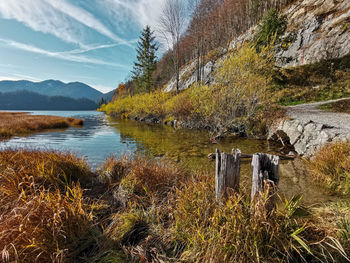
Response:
[165, 0, 350, 92]
[277, 0, 350, 67]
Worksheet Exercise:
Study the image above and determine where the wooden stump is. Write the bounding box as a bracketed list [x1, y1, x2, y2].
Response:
[215, 148, 241, 202]
[251, 153, 280, 214]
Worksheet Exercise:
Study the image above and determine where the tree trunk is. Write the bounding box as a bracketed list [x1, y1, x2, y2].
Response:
[251, 153, 279, 214]
[215, 148, 241, 202]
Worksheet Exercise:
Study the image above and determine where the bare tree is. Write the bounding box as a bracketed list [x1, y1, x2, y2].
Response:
[158, 0, 186, 92]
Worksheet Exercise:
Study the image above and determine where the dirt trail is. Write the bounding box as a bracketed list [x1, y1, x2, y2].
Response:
[286, 98, 350, 131]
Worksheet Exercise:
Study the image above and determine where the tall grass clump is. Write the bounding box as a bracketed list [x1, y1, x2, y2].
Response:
[96, 156, 347, 262]
[307, 142, 350, 194]
[0, 150, 98, 263]
[173, 175, 345, 263]
[100, 157, 188, 262]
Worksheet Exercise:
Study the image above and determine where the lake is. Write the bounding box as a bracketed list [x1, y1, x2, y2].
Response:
[0, 110, 334, 204]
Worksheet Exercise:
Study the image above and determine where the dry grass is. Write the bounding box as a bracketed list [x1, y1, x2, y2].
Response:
[306, 142, 350, 194]
[99, 157, 347, 262]
[0, 150, 97, 263]
[0, 112, 84, 140]
[0, 150, 348, 262]
[319, 99, 350, 114]
[272, 55, 350, 106]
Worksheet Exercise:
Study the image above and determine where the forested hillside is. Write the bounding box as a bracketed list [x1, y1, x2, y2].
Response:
[0, 90, 98, 110]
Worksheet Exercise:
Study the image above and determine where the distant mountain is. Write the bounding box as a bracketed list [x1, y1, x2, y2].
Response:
[0, 90, 98, 110]
[0, 80, 112, 102]
[99, 89, 116, 103]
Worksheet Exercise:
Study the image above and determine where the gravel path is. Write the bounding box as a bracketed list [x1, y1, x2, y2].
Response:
[286, 98, 350, 131]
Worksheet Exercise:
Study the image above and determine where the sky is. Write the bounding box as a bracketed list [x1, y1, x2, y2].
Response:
[0, 0, 166, 93]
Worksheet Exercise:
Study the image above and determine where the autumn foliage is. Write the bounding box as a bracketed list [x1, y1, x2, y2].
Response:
[154, 0, 296, 88]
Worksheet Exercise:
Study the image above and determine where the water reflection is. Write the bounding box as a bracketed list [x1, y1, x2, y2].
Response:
[1, 111, 333, 204]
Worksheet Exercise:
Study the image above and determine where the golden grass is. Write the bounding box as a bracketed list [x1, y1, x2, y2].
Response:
[0, 112, 84, 140]
[307, 142, 350, 194]
[0, 150, 348, 262]
[100, 157, 347, 262]
[0, 150, 96, 263]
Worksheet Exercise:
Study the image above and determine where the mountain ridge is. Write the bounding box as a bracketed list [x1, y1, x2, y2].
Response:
[0, 79, 115, 102]
[0, 90, 98, 110]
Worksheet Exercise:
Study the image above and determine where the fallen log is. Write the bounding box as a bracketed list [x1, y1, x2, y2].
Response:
[208, 152, 296, 160]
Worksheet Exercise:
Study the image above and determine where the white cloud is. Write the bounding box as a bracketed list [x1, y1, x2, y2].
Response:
[0, 0, 85, 46]
[0, 38, 129, 69]
[100, 0, 164, 31]
[92, 84, 115, 93]
[99, 0, 189, 49]
[0, 73, 42, 82]
[43, 0, 133, 48]
[0, 0, 134, 48]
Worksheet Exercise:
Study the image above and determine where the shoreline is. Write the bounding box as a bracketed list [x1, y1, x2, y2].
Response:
[0, 111, 84, 140]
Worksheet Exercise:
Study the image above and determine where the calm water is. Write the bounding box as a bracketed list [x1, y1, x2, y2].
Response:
[0, 111, 334, 204]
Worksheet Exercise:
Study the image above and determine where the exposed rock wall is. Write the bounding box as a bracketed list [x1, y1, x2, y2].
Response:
[277, 0, 350, 67]
[165, 0, 350, 92]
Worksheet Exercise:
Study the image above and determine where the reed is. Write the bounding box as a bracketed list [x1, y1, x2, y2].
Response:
[0, 112, 83, 139]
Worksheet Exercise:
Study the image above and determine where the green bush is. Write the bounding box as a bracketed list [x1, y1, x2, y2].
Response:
[254, 9, 287, 49]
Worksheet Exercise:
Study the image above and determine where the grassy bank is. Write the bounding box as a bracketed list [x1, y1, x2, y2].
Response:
[0, 112, 83, 140]
[0, 149, 349, 262]
[272, 55, 350, 106]
[318, 99, 350, 114]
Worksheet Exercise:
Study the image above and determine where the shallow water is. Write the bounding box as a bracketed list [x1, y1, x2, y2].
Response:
[1, 111, 335, 204]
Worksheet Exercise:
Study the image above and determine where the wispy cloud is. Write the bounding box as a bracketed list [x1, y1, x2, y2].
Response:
[100, 0, 164, 31]
[0, 38, 129, 69]
[0, 0, 134, 48]
[0, 0, 84, 46]
[43, 0, 134, 48]
[0, 73, 42, 82]
[65, 43, 122, 55]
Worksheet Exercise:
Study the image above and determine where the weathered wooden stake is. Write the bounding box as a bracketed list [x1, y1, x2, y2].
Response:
[215, 148, 241, 202]
[251, 153, 280, 213]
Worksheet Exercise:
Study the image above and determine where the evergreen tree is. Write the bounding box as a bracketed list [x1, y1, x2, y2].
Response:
[131, 26, 158, 93]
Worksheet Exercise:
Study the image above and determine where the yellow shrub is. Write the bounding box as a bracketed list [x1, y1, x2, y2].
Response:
[100, 91, 171, 118]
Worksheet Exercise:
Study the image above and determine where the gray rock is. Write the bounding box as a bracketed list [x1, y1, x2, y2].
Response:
[269, 98, 350, 156]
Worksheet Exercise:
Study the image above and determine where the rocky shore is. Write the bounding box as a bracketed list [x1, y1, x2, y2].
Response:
[268, 99, 350, 156]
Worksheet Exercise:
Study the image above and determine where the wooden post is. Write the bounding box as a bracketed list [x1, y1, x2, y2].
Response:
[215, 148, 241, 202]
[251, 153, 279, 213]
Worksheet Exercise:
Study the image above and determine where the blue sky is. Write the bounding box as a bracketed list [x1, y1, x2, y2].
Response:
[0, 0, 165, 93]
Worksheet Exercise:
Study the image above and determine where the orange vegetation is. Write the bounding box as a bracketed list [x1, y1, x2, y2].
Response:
[0, 149, 347, 262]
[0, 112, 83, 139]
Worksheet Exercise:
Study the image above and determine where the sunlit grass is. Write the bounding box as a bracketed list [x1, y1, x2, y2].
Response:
[0, 111, 83, 140]
[0, 150, 97, 262]
[306, 142, 350, 194]
[0, 149, 348, 262]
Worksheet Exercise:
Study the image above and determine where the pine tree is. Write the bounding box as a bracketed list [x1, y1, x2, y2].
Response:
[132, 26, 158, 94]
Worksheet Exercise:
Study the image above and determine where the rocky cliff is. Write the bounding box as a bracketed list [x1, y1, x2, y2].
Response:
[165, 0, 350, 92]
